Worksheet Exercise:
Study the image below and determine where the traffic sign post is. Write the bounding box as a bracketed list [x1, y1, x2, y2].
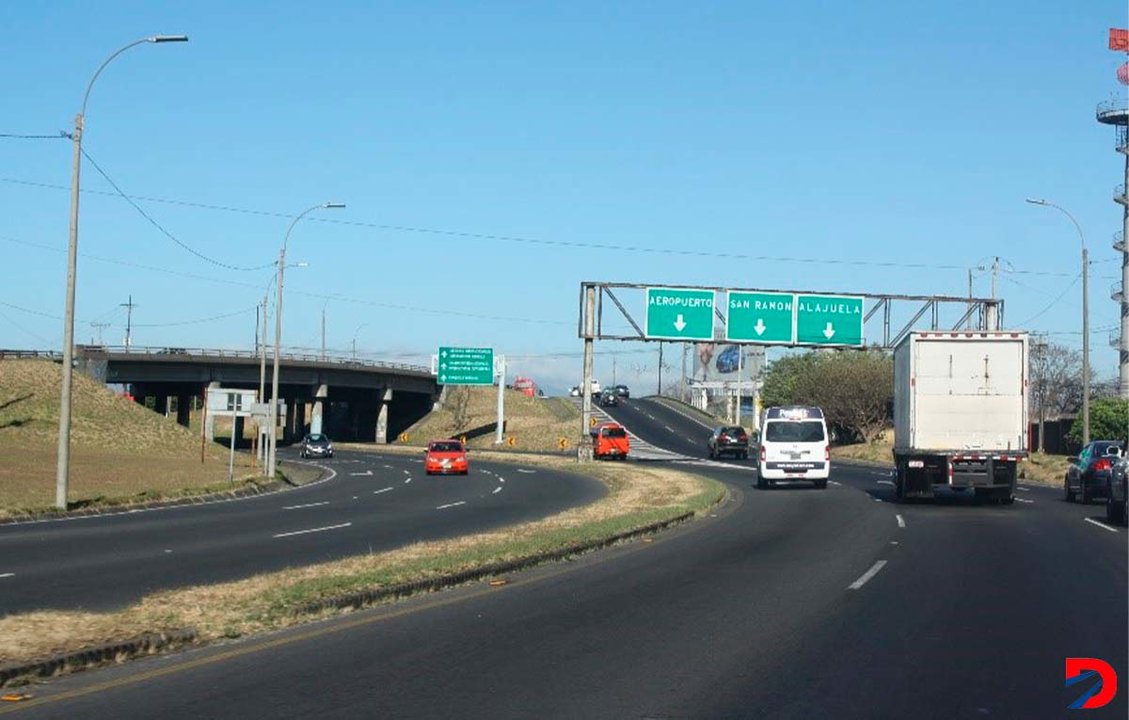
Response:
[437, 347, 495, 385]
[726, 291, 794, 343]
[644, 287, 715, 341]
[795, 294, 864, 347]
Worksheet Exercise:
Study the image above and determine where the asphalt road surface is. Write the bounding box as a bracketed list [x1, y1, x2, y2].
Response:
[0, 449, 604, 614]
[5, 398, 1126, 719]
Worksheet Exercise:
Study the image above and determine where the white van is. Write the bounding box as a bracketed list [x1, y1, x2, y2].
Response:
[757, 406, 830, 489]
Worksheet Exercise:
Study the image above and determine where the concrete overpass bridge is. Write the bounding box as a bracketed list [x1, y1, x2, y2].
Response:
[72, 345, 439, 444]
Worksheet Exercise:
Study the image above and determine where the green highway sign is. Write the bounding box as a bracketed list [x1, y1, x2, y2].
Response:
[795, 294, 864, 347]
[726, 291, 794, 343]
[644, 287, 715, 341]
[437, 346, 495, 385]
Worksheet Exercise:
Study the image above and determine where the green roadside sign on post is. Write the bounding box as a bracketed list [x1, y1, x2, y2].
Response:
[644, 287, 715, 341]
[725, 291, 794, 343]
[437, 346, 494, 385]
[795, 294, 864, 347]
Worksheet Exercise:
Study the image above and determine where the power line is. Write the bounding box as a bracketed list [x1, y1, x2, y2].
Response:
[0, 132, 66, 140]
[1014, 274, 1081, 326]
[0, 175, 1076, 277]
[79, 150, 273, 272]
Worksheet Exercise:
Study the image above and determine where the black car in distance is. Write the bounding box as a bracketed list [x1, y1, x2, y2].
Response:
[707, 425, 749, 460]
[598, 390, 619, 407]
[612, 384, 630, 399]
[1064, 440, 1122, 504]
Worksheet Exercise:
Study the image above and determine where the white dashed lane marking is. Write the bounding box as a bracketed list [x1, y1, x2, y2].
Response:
[1015, 497, 1034, 504]
[273, 522, 352, 539]
[829, 480, 841, 486]
[436, 501, 466, 510]
[0, 573, 14, 579]
[517, 469, 536, 474]
[282, 501, 330, 511]
[848, 560, 888, 590]
[876, 480, 894, 486]
[1084, 518, 1120, 533]
[896, 514, 905, 528]
[492, 487, 502, 495]
[373, 487, 394, 495]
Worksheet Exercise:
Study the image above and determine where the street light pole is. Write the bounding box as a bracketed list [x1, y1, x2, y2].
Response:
[266, 202, 345, 479]
[1026, 198, 1090, 445]
[352, 323, 369, 361]
[55, 34, 188, 510]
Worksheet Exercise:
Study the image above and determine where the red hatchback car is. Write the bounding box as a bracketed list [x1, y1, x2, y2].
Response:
[425, 439, 469, 476]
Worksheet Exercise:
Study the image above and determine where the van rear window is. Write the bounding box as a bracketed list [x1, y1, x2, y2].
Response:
[764, 421, 825, 443]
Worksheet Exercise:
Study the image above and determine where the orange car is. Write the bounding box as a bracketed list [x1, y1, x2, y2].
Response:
[425, 439, 469, 475]
[591, 422, 629, 460]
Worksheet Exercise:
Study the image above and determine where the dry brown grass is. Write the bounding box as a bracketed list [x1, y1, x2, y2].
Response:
[0, 458, 723, 667]
[831, 432, 895, 465]
[401, 387, 581, 452]
[1018, 453, 1070, 487]
[0, 360, 292, 516]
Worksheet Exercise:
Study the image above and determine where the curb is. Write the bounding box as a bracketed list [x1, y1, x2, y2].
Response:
[0, 629, 197, 687]
[294, 510, 698, 616]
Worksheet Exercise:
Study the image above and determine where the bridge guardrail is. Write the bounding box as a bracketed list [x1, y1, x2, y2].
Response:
[62, 346, 431, 374]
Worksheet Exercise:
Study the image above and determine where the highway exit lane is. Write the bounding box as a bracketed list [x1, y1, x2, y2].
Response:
[0, 450, 604, 615]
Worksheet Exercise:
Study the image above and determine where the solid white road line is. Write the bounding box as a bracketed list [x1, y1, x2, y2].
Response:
[517, 469, 535, 474]
[273, 522, 352, 539]
[373, 487, 394, 495]
[848, 560, 888, 590]
[896, 514, 905, 528]
[492, 486, 502, 494]
[1015, 497, 1034, 504]
[0, 573, 14, 579]
[436, 501, 466, 510]
[1084, 517, 1120, 533]
[877, 480, 895, 486]
[349, 470, 373, 477]
[282, 501, 330, 510]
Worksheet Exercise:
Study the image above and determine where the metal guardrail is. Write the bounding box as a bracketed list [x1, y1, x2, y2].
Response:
[62, 345, 430, 374]
[0, 349, 63, 360]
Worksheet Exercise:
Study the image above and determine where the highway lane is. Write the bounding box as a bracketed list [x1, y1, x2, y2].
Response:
[6, 401, 1125, 718]
[0, 449, 603, 614]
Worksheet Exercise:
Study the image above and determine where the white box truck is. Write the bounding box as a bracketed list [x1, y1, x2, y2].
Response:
[893, 331, 1028, 503]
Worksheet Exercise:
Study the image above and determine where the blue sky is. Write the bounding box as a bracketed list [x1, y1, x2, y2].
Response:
[1, 1, 1127, 393]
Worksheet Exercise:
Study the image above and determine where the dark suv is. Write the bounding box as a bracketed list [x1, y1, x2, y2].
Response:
[1064, 441, 1123, 504]
[707, 426, 749, 460]
[300, 433, 334, 459]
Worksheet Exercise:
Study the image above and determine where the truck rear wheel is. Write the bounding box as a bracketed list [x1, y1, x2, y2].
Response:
[1064, 477, 1075, 503]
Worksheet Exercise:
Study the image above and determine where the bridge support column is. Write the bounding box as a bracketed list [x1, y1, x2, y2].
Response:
[375, 388, 392, 444]
[311, 384, 328, 436]
[204, 381, 220, 441]
[286, 398, 303, 442]
[176, 394, 191, 427]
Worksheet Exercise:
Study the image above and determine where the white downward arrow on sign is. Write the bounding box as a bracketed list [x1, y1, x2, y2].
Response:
[754, 319, 766, 336]
[674, 314, 687, 332]
[823, 322, 835, 339]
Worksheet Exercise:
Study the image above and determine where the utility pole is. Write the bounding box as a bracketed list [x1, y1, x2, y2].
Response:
[120, 295, 136, 348]
[681, 343, 688, 402]
[657, 342, 664, 396]
[612, 357, 617, 386]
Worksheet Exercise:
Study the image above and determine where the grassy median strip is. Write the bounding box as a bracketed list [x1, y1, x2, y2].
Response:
[0, 457, 725, 681]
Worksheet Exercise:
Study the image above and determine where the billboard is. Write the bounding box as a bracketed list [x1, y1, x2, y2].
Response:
[691, 343, 765, 384]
